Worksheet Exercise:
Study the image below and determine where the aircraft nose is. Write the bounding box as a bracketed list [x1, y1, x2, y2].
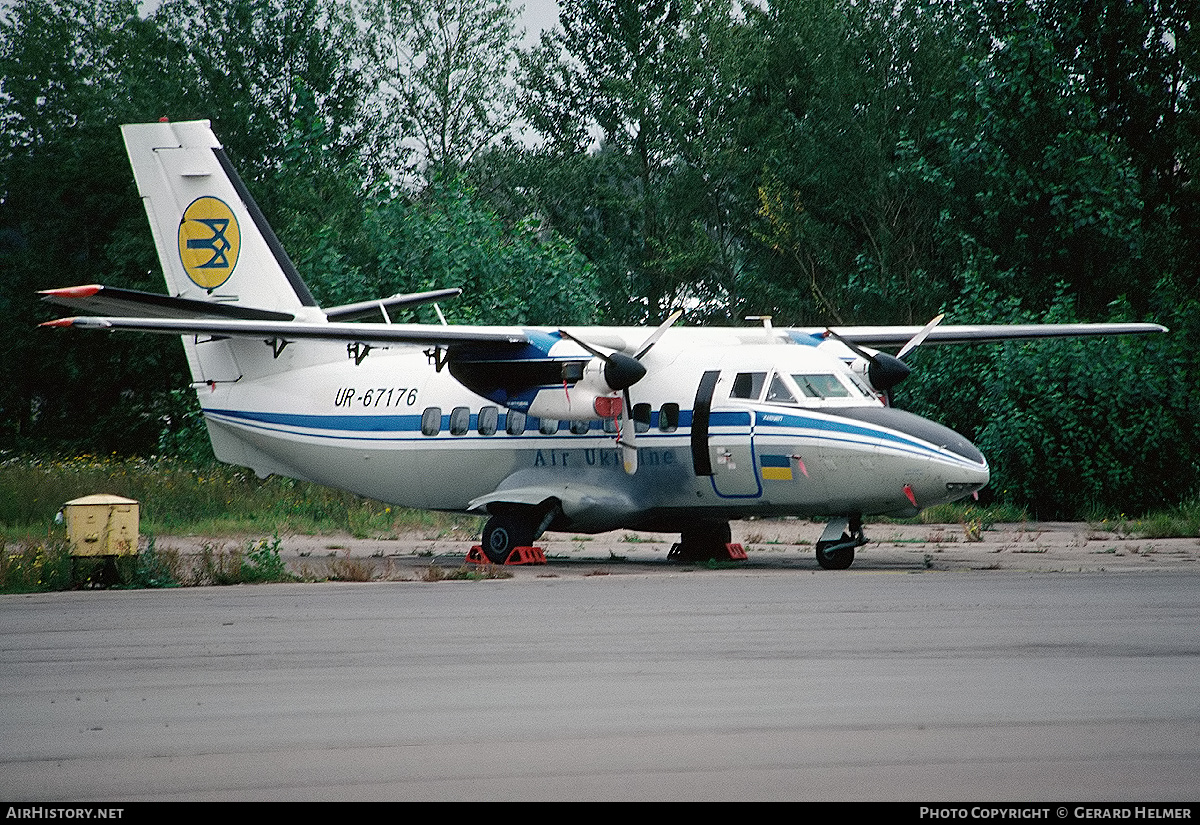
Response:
[826, 406, 989, 503]
[829, 406, 984, 464]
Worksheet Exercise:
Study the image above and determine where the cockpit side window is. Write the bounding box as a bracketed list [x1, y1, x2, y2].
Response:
[765, 374, 796, 404]
[731, 372, 766, 400]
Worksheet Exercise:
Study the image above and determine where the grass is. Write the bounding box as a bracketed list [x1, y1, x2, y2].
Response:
[0, 453, 485, 593]
[0, 453, 479, 541]
[916, 501, 1029, 528]
[1086, 499, 1200, 539]
[420, 562, 513, 581]
[0, 532, 297, 592]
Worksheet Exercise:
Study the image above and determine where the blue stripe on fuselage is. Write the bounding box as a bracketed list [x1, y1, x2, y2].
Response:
[204, 406, 971, 465]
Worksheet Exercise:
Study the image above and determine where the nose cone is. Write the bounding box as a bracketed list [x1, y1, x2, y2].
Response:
[827, 406, 990, 504]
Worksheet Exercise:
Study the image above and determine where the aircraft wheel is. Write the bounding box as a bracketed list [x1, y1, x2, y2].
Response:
[672, 521, 732, 561]
[481, 513, 534, 564]
[815, 539, 855, 570]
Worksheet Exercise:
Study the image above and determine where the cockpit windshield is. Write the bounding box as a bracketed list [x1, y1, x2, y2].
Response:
[792, 373, 855, 399]
[729, 367, 874, 406]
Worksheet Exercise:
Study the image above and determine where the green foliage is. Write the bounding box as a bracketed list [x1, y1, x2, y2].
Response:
[124, 536, 184, 588]
[738, 0, 981, 325]
[3, 0, 1200, 522]
[516, 0, 749, 322]
[303, 179, 600, 326]
[0, 535, 73, 593]
[239, 534, 295, 583]
[900, 274, 1199, 519]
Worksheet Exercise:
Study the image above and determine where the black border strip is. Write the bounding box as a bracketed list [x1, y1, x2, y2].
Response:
[212, 147, 319, 308]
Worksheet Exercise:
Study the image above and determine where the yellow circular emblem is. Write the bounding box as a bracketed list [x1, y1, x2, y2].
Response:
[178, 196, 240, 289]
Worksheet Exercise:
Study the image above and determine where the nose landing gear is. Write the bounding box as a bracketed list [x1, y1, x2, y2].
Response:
[816, 516, 868, 570]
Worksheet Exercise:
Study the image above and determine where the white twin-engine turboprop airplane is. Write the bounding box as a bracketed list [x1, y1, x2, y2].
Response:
[41, 120, 1167, 568]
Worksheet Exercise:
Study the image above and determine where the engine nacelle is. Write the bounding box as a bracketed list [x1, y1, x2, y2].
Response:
[840, 348, 911, 395]
[526, 358, 625, 421]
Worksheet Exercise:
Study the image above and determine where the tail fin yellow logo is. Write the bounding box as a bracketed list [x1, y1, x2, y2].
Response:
[178, 196, 240, 289]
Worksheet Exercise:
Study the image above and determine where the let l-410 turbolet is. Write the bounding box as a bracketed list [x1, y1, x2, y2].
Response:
[40, 120, 1166, 569]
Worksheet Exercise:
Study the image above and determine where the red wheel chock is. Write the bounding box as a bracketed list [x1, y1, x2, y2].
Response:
[724, 543, 748, 560]
[467, 545, 547, 565]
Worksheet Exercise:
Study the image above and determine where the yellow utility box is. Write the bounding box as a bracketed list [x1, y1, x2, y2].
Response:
[63, 494, 139, 557]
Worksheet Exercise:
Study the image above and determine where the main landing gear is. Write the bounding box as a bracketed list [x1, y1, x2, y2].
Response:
[480, 504, 558, 564]
[668, 520, 733, 562]
[815, 516, 868, 570]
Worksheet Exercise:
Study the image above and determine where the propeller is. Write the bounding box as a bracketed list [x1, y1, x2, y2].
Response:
[558, 310, 683, 473]
[825, 314, 944, 404]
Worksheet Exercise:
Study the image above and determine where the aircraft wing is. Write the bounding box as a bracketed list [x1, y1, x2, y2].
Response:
[818, 322, 1168, 348]
[40, 313, 530, 346]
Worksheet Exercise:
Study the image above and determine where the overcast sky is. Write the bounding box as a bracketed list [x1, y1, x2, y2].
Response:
[520, 0, 561, 42]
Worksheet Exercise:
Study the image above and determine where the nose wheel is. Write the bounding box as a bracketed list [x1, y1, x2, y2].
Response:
[815, 516, 867, 570]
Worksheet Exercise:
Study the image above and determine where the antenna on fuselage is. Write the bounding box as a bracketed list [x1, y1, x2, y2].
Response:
[746, 315, 785, 343]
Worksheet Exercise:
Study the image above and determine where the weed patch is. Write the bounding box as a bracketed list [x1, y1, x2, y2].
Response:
[326, 551, 374, 582]
[420, 563, 512, 581]
[0, 535, 73, 593]
[0, 454, 479, 539]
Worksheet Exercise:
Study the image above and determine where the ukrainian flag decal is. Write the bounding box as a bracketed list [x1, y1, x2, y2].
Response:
[178, 196, 240, 289]
[760, 454, 794, 481]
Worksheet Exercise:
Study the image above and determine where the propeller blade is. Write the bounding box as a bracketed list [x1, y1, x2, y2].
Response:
[557, 328, 608, 360]
[561, 311, 678, 475]
[632, 309, 683, 359]
[618, 388, 637, 474]
[896, 313, 945, 360]
[823, 327, 875, 362]
[825, 326, 910, 394]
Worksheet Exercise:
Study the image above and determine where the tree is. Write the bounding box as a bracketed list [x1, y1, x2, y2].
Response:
[361, 0, 524, 184]
[935, 2, 1147, 315]
[738, 0, 983, 325]
[0, 0, 187, 453]
[0, 0, 376, 454]
[517, 0, 745, 322]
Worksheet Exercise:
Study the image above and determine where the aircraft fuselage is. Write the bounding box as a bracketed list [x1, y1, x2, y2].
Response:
[195, 329, 990, 535]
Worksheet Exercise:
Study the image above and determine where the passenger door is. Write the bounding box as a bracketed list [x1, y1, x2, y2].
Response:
[692, 369, 761, 498]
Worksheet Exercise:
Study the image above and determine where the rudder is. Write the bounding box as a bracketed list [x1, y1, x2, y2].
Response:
[121, 120, 320, 316]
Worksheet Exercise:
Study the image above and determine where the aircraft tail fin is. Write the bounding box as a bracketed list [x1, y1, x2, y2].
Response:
[120, 120, 319, 317]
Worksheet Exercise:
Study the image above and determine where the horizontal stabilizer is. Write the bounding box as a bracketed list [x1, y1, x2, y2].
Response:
[40, 284, 294, 321]
[323, 288, 463, 322]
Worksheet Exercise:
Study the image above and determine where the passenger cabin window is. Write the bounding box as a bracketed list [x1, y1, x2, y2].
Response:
[731, 372, 766, 400]
[570, 419, 591, 434]
[633, 403, 651, 433]
[539, 417, 561, 435]
[506, 411, 526, 435]
[421, 407, 442, 436]
[659, 403, 680, 433]
[450, 406, 470, 435]
[478, 406, 498, 436]
[603, 417, 618, 434]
